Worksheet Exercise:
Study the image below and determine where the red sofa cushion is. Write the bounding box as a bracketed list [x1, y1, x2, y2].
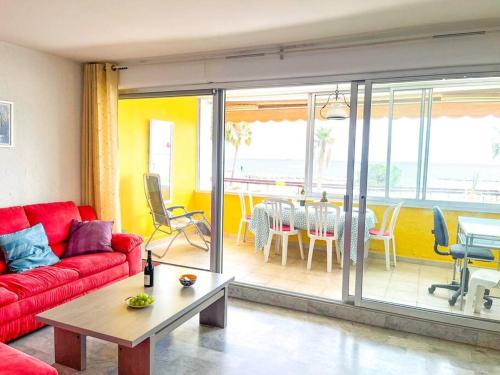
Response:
[0, 287, 18, 308]
[77, 262, 129, 292]
[55, 252, 126, 277]
[0, 207, 31, 275]
[112, 233, 143, 254]
[78, 205, 98, 221]
[0, 207, 30, 236]
[49, 243, 66, 258]
[24, 202, 81, 257]
[0, 342, 57, 375]
[0, 267, 79, 299]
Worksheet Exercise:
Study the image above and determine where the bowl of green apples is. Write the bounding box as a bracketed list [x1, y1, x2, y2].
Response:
[126, 292, 154, 309]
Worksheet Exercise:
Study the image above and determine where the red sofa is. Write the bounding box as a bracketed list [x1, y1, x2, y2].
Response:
[0, 342, 57, 374]
[0, 201, 143, 343]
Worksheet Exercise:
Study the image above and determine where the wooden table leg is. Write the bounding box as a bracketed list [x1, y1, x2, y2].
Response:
[200, 287, 228, 328]
[54, 327, 86, 371]
[118, 337, 154, 375]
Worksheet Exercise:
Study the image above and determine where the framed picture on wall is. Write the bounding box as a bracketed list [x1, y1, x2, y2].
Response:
[0, 101, 13, 147]
[149, 119, 173, 202]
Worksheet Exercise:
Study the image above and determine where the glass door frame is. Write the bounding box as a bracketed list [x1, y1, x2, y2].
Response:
[352, 76, 500, 332]
[342, 81, 362, 303]
[118, 89, 226, 273]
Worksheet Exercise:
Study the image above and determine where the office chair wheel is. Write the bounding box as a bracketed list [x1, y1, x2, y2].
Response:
[428, 286, 436, 294]
[484, 299, 493, 310]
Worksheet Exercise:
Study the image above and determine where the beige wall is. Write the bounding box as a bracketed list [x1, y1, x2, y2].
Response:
[0, 42, 82, 207]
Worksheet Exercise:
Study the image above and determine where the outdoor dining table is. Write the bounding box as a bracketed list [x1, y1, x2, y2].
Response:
[249, 202, 377, 263]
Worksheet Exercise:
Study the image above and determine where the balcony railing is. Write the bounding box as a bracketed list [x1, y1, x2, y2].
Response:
[223, 177, 500, 202]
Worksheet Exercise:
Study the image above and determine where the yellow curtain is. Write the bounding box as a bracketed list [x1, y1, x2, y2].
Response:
[81, 63, 121, 231]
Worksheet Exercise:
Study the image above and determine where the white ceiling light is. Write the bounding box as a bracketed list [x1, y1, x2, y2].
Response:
[320, 85, 350, 120]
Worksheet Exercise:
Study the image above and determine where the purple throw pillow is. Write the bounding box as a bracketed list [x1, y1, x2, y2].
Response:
[64, 220, 113, 258]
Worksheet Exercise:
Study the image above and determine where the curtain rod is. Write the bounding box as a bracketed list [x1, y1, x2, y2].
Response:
[111, 65, 128, 71]
[115, 28, 498, 69]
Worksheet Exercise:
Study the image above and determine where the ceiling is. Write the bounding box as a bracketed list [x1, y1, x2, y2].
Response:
[0, 0, 499, 62]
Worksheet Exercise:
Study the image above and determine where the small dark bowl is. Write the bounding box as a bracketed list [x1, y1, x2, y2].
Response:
[179, 274, 197, 287]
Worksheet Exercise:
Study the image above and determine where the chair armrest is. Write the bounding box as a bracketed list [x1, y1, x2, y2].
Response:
[112, 233, 143, 254]
[170, 210, 205, 220]
[185, 210, 205, 217]
[166, 205, 186, 212]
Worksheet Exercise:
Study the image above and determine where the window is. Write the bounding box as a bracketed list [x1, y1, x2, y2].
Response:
[149, 120, 173, 201]
[370, 77, 500, 206]
[200, 87, 310, 195]
[311, 89, 351, 196]
[425, 83, 500, 203]
[386, 89, 425, 199]
[197, 78, 500, 207]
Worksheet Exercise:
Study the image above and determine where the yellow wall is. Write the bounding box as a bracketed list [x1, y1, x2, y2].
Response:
[118, 97, 199, 238]
[367, 204, 500, 266]
[119, 98, 500, 266]
[194, 191, 500, 266]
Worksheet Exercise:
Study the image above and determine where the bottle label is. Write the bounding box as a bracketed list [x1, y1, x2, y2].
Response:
[144, 274, 150, 286]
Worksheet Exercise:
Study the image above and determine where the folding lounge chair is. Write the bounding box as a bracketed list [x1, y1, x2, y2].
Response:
[143, 173, 211, 258]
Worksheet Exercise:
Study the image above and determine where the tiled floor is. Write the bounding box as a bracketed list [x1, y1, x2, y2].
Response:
[10, 299, 500, 374]
[149, 231, 500, 321]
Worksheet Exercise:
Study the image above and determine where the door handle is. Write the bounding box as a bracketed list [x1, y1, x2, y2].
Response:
[359, 195, 367, 214]
[343, 195, 350, 212]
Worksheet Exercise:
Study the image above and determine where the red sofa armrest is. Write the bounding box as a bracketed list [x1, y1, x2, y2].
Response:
[112, 233, 143, 254]
[112, 233, 143, 276]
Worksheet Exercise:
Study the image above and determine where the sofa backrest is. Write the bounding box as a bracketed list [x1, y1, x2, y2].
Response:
[0, 207, 31, 275]
[78, 205, 98, 221]
[0, 202, 98, 274]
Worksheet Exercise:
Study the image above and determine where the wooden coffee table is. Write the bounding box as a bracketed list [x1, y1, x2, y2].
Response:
[37, 264, 234, 375]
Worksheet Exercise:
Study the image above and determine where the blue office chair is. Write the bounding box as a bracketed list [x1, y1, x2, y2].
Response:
[428, 207, 494, 307]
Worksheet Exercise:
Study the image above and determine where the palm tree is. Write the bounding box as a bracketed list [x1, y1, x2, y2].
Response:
[493, 126, 500, 159]
[225, 121, 252, 180]
[314, 125, 335, 188]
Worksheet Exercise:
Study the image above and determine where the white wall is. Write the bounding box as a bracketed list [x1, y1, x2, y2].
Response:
[119, 32, 500, 90]
[0, 42, 82, 207]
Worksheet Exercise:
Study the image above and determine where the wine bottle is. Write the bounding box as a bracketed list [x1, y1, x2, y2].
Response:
[144, 250, 154, 287]
[300, 186, 306, 207]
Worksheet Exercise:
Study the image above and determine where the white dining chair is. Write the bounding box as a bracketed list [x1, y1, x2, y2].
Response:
[305, 202, 341, 272]
[237, 191, 254, 244]
[369, 202, 403, 270]
[263, 198, 304, 266]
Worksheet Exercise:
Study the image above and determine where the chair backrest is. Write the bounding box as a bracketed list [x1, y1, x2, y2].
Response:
[238, 191, 254, 218]
[248, 191, 254, 214]
[379, 202, 403, 236]
[305, 202, 340, 239]
[264, 198, 295, 232]
[143, 173, 170, 227]
[432, 206, 451, 255]
[238, 191, 247, 219]
[388, 202, 403, 234]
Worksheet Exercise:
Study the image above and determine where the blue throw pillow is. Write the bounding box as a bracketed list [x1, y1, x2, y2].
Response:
[0, 223, 59, 273]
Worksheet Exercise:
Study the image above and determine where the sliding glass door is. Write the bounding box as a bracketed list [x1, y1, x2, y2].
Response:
[353, 76, 500, 329]
[118, 70, 500, 331]
[219, 83, 363, 301]
[118, 90, 225, 272]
